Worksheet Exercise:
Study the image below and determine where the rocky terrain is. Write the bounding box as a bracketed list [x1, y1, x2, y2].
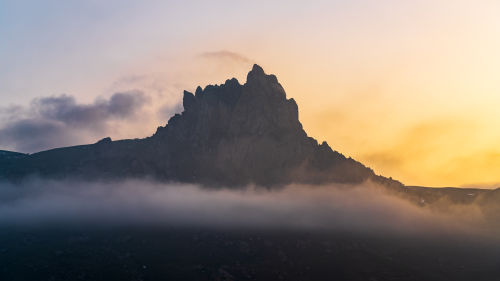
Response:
[2, 226, 499, 281]
[0, 65, 398, 188]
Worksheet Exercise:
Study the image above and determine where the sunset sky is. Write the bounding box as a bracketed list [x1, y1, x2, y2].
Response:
[1, 0, 500, 187]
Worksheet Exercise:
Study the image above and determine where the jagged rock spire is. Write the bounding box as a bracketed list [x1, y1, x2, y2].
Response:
[0, 64, 401, 189]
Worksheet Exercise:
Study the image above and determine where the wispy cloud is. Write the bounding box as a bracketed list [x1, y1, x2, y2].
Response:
[199, 50, 252, 63]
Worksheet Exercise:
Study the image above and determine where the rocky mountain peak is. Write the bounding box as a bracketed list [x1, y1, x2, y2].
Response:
[0, 65, 402, 188]
[245, 64, 284, 98]
[156, 64, 301, 141]
[246, 64, 265, 80]
[144, 65, 396, 186]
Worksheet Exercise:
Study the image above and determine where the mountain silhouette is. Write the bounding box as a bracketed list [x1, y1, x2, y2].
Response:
[0, 64, 400, 187]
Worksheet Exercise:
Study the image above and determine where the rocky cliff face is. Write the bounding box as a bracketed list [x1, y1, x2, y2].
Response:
[0, 65, 401, 188]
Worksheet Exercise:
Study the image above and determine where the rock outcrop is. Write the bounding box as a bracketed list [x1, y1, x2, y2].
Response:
[0, 64, 401, 188]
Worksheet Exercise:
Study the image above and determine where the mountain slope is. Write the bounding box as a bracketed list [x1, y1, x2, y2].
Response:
[0, 65, 399, 187]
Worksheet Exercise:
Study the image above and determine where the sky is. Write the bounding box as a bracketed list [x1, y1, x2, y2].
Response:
[1, 0, 500, 187]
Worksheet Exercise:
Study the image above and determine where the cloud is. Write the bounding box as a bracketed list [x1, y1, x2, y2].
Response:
[0, 179, 492, 239]
[0, 119, 74, 154]
[0, 91, 148, 153]
[199, 50, 252, 63]
[32, 92, 147, 126]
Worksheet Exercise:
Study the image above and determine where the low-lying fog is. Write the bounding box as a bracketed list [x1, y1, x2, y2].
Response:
[0, 179, 496, 239]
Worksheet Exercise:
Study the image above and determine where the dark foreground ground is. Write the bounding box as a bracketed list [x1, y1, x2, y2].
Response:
[0, 225, 499, 281]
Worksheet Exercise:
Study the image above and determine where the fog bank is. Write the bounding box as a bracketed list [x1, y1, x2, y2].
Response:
[0, 179, 493, 238]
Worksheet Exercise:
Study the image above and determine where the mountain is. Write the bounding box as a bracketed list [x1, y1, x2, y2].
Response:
[1, 64, 500, 217]
[0, 64, 399, 188]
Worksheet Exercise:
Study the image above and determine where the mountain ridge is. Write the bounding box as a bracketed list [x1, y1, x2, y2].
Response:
[3, 65, 500, 214]
[0, 64, 398, 188]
